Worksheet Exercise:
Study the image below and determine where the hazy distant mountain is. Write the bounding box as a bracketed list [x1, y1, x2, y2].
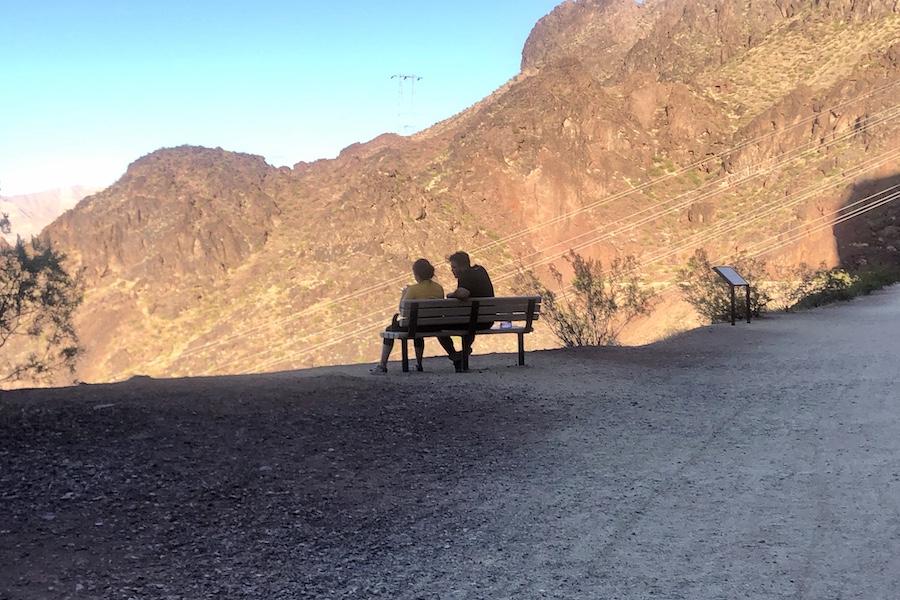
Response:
[36, 0, 900, 384]
[0, 185, 102, 244]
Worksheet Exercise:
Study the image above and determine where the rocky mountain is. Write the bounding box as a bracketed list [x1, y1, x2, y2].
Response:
[33, 0, 900, 384]
[0, 186, 100, 244]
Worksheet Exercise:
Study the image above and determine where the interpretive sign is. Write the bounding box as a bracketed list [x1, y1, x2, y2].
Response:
[713, 266, 751, 325]
[712, 266, 748, 287]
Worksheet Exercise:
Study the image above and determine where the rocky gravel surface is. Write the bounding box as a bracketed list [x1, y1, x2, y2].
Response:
[1, 373, 556, 599]
[3, 286, 900, 599]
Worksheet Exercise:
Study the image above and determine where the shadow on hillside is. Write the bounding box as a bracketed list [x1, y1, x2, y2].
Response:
[834, 172, 900, 269]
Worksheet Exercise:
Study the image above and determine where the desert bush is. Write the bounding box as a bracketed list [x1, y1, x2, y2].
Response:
[517, 250, 654, 347]
[678, 249, 771, 324]
[768, 262, 827, 312]
[790, 268, 856, 309]
[792, 265, 900, 309]
[847, 265, 900, 295]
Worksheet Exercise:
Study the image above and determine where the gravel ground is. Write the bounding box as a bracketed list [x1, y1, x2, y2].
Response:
[2, 286, 900, 599]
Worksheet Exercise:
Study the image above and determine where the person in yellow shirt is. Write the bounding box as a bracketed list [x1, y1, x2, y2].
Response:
[372, 258, 445, 373]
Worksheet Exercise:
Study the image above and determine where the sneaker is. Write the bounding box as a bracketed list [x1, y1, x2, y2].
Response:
[415, 364, 424, 372]
[370, 364, 388, 374]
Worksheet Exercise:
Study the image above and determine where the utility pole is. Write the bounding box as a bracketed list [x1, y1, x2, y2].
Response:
[391, 74, 422, 135]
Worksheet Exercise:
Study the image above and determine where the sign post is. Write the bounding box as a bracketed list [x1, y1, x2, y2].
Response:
[712, 266, 751, 325]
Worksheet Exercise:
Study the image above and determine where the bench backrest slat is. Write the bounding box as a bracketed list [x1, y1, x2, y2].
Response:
[400, 296, 540, 307]
[410, 307, 477, 319]
[397, 296, 542, 328]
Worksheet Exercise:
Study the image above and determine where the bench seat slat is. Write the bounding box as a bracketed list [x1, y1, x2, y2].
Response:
[381, 326, 531, 340]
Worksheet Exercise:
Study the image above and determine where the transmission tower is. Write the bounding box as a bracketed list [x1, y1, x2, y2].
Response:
[391, 74, 423, 135]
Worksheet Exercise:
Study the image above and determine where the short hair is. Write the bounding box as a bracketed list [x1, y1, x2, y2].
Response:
[447, 251, 471, 267]
[412, 258, 435, 280]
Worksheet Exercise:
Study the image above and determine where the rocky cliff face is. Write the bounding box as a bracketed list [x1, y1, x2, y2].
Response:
[50, 147, 281, 291]
[36, 0, 900, 384]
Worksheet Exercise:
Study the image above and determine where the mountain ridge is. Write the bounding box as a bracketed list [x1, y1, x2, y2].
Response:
[30, 0, 900, 385]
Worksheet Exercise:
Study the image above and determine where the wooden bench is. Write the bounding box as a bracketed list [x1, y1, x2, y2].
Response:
[380, 296, 542, 372]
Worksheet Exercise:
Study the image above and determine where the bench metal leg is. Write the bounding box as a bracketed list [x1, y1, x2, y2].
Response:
[517, 332, 525, 365]
[462, 336, 472, 372]
[401, 340, 410, 372]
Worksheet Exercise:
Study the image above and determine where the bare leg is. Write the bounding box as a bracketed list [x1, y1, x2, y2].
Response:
[414, 340, 425, 370]
[379, 339, 393, 369]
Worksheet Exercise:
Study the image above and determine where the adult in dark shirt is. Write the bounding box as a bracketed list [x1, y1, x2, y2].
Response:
[438, 251, 495, 372]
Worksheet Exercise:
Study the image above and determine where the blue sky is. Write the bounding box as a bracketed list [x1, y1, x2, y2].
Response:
[0, 1, 563, 196]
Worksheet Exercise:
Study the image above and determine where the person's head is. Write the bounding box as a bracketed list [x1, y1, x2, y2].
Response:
[412, 258, 435, 282]
[447, 251, 471, 278]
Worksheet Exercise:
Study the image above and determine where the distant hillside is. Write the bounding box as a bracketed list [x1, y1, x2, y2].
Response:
[34, 0, 900, 385]
[0, 186, 101, 244]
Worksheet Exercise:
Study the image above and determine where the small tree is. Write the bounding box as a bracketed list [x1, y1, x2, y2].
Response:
[678, 249, 770, 323]
[518, 250, 655, 347]
[0, 236, 82, 384]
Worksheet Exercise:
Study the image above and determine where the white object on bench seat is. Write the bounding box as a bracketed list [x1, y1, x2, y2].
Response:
[380, 296, 542, 372]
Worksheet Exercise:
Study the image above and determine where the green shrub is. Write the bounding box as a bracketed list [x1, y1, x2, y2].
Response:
[517, 250, 655, 347]
[792, 268, 856, 308]
[851, 265, 900, 294]
[768, 262, 828, 312]
[793, 265, 900, 309]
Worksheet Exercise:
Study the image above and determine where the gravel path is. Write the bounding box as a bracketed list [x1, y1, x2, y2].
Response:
[2, 286, 899, 599]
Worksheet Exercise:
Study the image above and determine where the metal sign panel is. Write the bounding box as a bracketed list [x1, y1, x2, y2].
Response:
[713, 266, 749, 286]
